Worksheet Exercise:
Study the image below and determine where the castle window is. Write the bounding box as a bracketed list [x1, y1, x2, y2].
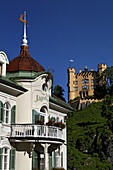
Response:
[76, 87, 78, 91]
[91, 85, 94, 90]
[82, 79, 88, 84]
[82, 85, 89, 90]
[91, 79, 94, 83]
[73, 87, 75, 91]
[75, 81, 78, 85]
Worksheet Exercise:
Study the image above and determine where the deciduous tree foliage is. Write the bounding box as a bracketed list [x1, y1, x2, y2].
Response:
[67, 96, 113, 169]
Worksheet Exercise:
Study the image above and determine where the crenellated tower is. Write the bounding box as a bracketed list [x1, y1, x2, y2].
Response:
[67, 64, 107, 102]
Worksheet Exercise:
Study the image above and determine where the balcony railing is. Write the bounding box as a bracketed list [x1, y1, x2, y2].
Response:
[11, 124, 63, 141]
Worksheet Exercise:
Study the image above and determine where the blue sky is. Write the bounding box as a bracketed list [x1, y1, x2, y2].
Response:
[0, 0, 113, 102]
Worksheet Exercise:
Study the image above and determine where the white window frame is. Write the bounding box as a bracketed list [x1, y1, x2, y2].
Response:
[4, 102, 11, 124]
[2, 148, 10, 170]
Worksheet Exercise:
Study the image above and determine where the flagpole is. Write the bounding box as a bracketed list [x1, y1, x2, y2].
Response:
[69, 59, 74, 68]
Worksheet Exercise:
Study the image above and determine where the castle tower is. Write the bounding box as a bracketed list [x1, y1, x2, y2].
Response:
[67, 64, 107, 102]
[67, 68, 76, 101]
[98, 64, 107, 74]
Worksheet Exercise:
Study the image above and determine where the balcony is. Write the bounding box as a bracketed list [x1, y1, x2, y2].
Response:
[10, 124, 64, 142]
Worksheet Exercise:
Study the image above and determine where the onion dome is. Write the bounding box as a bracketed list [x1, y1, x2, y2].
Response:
[6, 46, 45, 72]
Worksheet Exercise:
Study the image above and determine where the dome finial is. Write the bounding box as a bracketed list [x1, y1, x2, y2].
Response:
[19, 11, 28, 46]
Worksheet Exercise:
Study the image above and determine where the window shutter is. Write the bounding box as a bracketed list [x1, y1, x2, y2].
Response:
[54, 151, 56, 168]
[0, 148, 2, 170]
[61, 152, 63, 168]
[10, 148, 16, 170]
[11, 105, 16, 124]
[32, 150, 38, 169]
[49, 154, 52, 170]
[32, 109, 35, 124]
[0, 101, 4, 122]
[32, 150, 35, 169]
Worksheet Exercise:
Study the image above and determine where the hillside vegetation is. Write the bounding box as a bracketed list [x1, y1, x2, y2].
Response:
[67, 95, 113, 170]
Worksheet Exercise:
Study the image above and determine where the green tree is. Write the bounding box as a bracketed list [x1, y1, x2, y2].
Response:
[67, 101, 113, 169]
[104, 66, 113, 95]
[94, 66, 113, 99]
[53, 85, 66, 102]
[94, 84, 107, 99]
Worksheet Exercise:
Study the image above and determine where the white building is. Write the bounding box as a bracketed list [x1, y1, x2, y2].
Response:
[0, 13, 73, 170]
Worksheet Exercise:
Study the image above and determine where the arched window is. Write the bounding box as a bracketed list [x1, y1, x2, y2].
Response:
[42, 83, 47, 92]
[82, 85, 89, 90]
[4, 102, 10, 124]
[11, 105, 16, 124]
[0, 101, 4, 122]
[40, 106, 47, 113]
[82, 79, 89, 84]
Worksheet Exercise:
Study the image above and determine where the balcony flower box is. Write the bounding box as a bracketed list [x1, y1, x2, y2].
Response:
[54, 122, 65, 129]
[35, 119, 44, 125]
[46, 120, 65, 129]
[46, 119, 55, 126]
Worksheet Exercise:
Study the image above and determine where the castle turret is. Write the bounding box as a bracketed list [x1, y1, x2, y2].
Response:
[67, 68, 76, 101]
[98, 64, 107, 74]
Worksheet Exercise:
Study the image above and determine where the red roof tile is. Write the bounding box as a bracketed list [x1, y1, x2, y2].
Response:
[7, 46, 45, 72]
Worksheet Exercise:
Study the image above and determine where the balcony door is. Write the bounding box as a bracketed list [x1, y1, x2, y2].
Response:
[32, 150, 40, 170]
[32, 109, 45, 124]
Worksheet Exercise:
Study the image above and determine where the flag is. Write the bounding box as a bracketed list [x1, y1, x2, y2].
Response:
[70, 59, 74, 62]
[19, 14, 27, 24]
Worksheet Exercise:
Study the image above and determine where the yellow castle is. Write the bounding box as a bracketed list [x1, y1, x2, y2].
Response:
[67, 64, 107, 102]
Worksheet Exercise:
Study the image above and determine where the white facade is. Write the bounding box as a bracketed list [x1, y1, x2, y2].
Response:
[0, 51, 73, 170]
[0, 51, 27, 170]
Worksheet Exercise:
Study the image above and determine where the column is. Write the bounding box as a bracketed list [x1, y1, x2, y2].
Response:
[42, 144, 50, 170]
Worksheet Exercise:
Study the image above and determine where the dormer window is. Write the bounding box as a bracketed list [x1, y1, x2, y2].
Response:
[42, 83, 47, 92]
[0, 51, 9, 77]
